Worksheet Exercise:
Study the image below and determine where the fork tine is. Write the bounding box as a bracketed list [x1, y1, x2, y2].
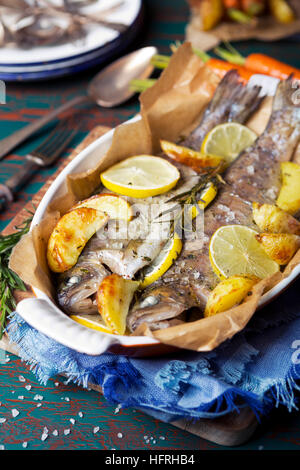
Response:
[37, 127, 72, 158]
[32, 118, 70, 155]
[31, 118, 77, 164]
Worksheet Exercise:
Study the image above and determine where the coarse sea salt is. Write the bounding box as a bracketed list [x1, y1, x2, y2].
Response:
[11, 409, 19, 418]
[70, 418, 75, 425]
[41, 433, 48, 442]
[64, 429, 71, 436]
[52, 430, 58, 436]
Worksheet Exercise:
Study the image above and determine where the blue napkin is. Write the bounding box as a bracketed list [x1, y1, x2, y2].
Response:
[6, 279, 300, 422]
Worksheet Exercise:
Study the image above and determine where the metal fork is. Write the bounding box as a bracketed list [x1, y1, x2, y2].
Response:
[0, 118, 77, 211]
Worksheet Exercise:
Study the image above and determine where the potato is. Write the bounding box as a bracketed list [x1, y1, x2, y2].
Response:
[97, 274, 140, 335]
[269, 0, 295, 23]
[252, 202, 300, 235]
[276, 162, 300, 215]
[204, 276, 257, 318]
[255, 233, 300, 265]
[74, 193, 133, 221]
[160, 140, 224, 172]
[47, 208, 108, 273]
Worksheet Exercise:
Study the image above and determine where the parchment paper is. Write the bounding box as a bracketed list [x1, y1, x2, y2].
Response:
[186, 9, 300, 51]
[9, 42, 300, 352]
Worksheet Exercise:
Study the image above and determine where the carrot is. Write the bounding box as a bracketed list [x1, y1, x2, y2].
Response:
[206, 57, 253, 81]
[215, 44, 300, 81]
[222, 0, 240, 7]
[241, 0, 265, 15]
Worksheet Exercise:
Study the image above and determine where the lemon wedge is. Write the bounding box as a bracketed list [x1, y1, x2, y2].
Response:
[209, 225, 280, 280]
[201, 123, 257, 164]
[100, 155, 180, 198]
[140, 234, 183, 288]
[189, 182, 218, 219]
[70, 314, 113, 334]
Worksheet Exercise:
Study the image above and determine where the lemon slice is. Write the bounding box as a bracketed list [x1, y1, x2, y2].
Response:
[190, 182, 218, 219]
[201, 123, 257, 164]
[70, 314, 113, 334]
[100, 155, 180, 198]
[140, 234, 183, 288]
[209, 225, 280, 280]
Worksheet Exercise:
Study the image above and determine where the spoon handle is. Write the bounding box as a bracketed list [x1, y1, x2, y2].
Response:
[0, 94, 91, 160]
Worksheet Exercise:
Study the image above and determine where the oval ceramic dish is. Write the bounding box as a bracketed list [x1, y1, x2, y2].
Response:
[15, 75, 300, 357]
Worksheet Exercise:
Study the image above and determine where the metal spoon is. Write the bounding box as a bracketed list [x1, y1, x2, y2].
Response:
[0, 46, 157, 160]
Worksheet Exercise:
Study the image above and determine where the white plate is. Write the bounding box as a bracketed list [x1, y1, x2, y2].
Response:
[15, 75, 300, 356]
[0, 0, 141, 65]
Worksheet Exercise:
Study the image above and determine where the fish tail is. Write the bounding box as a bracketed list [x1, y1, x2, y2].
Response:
[189, 70, 263, 147]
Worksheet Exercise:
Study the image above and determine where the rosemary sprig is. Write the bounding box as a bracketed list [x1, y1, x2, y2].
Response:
[0, 214, 33, 338]
[156, 168, 223, 236]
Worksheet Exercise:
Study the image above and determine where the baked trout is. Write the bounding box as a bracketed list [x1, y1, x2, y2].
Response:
[57, 71, 263, 319]
[128, 75, 300, 332]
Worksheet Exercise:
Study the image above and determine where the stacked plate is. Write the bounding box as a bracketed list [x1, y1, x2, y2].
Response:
[0, 0, 143, 81]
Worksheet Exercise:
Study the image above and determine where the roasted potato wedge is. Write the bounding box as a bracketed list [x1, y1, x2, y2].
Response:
[252, 202, 300, 235]
[255, 233, 300, 265]
[97, 274, 140, 335]
[47, 208, 108, 273]
[160, 140, 224, 172]
[204, 276, 257, 318]
[269, 0, 295, 23]
[74, 193, 133, 221]
[276, 162, 300, 215]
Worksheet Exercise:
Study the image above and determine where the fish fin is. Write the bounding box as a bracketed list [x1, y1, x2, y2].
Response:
[272, 75, 300, 114]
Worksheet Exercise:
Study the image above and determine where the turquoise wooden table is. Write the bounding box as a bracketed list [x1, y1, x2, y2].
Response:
[1, 0, 300, 451]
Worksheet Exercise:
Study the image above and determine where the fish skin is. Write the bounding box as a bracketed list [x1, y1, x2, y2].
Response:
[128, 76, 300, 332]
[57, 254, 109, 315]
[182, 70, 263, 150]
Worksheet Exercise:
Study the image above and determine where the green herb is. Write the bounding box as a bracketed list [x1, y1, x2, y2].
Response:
[155, 168, 223, 236]
[0, 214, 33, 338]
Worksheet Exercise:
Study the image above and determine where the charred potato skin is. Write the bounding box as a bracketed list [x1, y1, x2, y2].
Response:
[252, 202, 300, 235]
[255, 233, 300, 265]
[47, 207, 108, 273]
[204, 276, 257, 318]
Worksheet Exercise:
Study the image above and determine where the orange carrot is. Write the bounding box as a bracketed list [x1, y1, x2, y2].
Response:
[222, 0, 240, 7]
[216, 45, 300, 81]
[206, 57, 253, 81]
[241, 0, 265, 15]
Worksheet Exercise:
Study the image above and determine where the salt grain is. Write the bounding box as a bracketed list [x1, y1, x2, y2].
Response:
[36, 404, 42, 408]
[11, 409, 19, 418]
[70, 418, 75, 425]
[18, 396, 24, 400]
[25, 385, 31, 391]
[117, 433, 123, 439]
[0, 418, 6, 424]
[52, 430, 58, 436]
[54, 382, 59, 387]
[78, 412, 83, 418]
[22, 442, 28, 448]
[159, 436, 165, 440]
[41, 433, 48, 442]
[33, 394, 43, 401]
[65, 397, 70, 402]
[64, 429, 71, 436]
[93, 426, 99, 434]
[18, 375, 26, 383]
[0, 445, 4, 450]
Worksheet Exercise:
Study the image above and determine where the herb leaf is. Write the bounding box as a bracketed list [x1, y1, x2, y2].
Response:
[0, 213, 33, 338]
